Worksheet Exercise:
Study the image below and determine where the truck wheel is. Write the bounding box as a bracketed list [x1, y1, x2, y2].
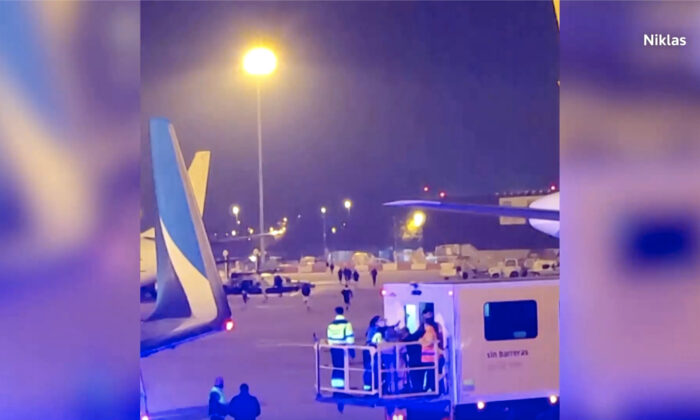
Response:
[462, 271, 469, 280]
[491, 273, 499, 278]
[509, 271, 519, 278]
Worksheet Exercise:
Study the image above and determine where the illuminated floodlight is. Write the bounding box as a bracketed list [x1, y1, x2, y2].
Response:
[243, 47, 277, 76]
[411, 211, 426, 228]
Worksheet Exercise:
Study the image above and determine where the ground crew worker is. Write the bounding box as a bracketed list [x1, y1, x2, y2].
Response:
[241, 288, 249, 305]
[370, 267, 378, 287]
[326, 306, 355, 389]
[363, 316, 383, 391]
[330, 263, 335, 274]
[418, 309, 442, 392]
[301, 282, 311, 310]
[343, 267, 352, 282]
[228, 383, 261, 420]
[337, 267, 343, 283]
[352, 269, 360, 283]
[341, 284, 353, 311]
[208, 377, 227, 420]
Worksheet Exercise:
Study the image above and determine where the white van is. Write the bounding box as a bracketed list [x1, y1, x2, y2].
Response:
[382, 279, 559, 419]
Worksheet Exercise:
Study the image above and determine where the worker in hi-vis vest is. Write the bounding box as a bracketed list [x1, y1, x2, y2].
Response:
[208, 377, 227, 420]
[326, 306, 355, 389]
[363, 316, 384, 391]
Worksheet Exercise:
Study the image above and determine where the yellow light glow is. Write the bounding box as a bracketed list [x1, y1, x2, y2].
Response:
[411, 211, 426, 228]
[231, 230, 237, 236]
[232, 205, 240, 216]
[321, 206, 327, 214]
[243, 47, 277, 76]
[248, 227, 254, 234]
[283, 217, 288, 223]
[331, 227, 337, 234]
[344, 199, 352, 210]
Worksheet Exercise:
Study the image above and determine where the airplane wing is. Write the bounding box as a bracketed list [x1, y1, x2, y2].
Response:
[211, 231, 280, 244]
[141, 118, 232, 357]
[383, 200, 560, 221]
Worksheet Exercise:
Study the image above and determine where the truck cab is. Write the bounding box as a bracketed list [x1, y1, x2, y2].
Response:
[314, 278, 560, 419]
[488, 258, 524, 278]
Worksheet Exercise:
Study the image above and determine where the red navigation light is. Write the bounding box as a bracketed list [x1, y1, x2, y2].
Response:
[439, 191, 446, 199]
[224, 319, 235, 331]
[423, 186, 429, 192]
[550, 184, 557, 191]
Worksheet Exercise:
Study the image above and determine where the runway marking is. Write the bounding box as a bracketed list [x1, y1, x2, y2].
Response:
[256, 339, 313, 348]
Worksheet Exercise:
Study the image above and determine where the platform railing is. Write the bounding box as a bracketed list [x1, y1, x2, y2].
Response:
[314, 340, 445, 400]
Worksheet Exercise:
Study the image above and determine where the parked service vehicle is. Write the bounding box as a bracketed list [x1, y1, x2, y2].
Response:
[528, 259, 559, 276]
[488, 258, 525, 278]
[299, 256, 318, 266]
[314, 278, 560, 419]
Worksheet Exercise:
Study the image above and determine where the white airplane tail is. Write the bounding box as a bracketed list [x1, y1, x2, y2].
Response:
[141, 118, 231, 356]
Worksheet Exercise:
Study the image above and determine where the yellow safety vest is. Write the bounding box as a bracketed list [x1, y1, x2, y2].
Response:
[210, 386, 226, 405]
[327, 315, 355, 345]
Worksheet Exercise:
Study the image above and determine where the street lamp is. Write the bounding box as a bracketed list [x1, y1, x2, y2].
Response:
[320, 206, 328, 257]
[411, 211, 426, 228]
[243, 46, 277, 263]
[231, 205, 240, 224]
[343, 199, 352, 216]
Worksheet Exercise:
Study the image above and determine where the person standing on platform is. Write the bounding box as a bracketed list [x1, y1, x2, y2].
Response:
[326, 307, 355, 389]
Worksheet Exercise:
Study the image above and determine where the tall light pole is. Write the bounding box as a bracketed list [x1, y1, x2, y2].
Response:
[231, 204, 240, 224]
[320, 206, 328, 257]
[243, 46, 277, 262]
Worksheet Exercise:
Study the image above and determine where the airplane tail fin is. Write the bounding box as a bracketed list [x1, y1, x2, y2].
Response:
[146, 118, 230, 326]
[187, 150, 210, 216]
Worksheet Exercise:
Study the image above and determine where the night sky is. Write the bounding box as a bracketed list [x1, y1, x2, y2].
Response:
[141, 2, 559, 258]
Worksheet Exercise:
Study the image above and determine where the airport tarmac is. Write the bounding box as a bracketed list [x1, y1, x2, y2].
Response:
[141, 269, 448, 420]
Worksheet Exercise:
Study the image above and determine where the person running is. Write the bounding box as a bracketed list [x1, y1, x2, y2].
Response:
[343, 267, 352, 282]
[371, 267, 378, 287]
[241, 288, 249, 305]
[301, 282, 311, 310]
[341, 284, 353, 311]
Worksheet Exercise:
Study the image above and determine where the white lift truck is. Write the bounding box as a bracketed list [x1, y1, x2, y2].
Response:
[314, 277, 560, 420]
